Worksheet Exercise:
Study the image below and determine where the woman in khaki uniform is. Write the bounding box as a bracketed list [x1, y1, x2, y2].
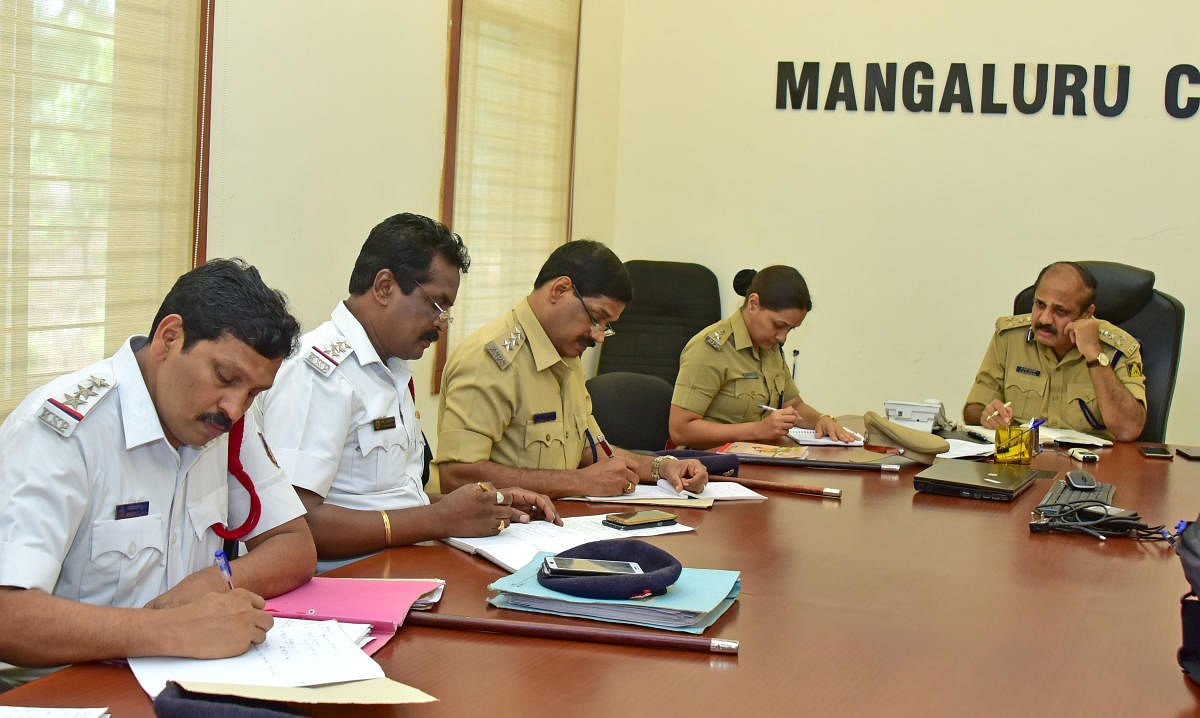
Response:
[669, 266, 857, 449]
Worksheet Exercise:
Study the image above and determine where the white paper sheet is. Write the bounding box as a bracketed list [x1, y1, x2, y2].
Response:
[127, 618, 384, 698]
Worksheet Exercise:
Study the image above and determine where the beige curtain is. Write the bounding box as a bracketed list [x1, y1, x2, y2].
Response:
[450, 0, 581, 343]
[0, 0, 198, 419]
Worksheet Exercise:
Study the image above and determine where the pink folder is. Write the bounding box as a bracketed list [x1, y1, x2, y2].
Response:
[264, 576, 444, 655]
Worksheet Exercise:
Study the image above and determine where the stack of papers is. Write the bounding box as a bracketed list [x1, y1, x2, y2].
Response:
[444, 514, 693, 573]
[264, 576, 444, 654]
[128, 618, 388, 698]
[488, 552, 741, 633]
[563, 479, 765, 506]
[0, 710, 108, 718]
[787, 426, 864, 446]
[965, 425, 1112, 447]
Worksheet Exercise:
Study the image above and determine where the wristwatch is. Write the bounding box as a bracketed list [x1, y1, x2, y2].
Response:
[650, 455, 678, 481]
[1086, 353, 1110, 369]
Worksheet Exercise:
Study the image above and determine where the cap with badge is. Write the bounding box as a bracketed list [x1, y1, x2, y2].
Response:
[846, 411, 950, 466]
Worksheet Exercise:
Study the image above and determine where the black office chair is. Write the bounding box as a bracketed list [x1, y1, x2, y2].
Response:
[585, 371, 673, 451]
[1014, 261, 1185, 442]
[596, 260, 721, 385]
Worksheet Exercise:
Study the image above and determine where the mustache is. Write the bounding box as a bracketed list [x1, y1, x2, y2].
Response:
[199, 411, 233, 433]
[419, 329, 440, 343]
[1035, 323, 1057, 336]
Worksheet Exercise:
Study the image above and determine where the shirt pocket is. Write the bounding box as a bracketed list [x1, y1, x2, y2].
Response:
[524, 418, 567, 470]
[1062, 381, 1103, 432]
[1003, 370, 1047, 417]
[187, 482, 228, 543]
[727, 376, 770, 421]
[87, 514, 165, 607]
[354, 423, 415, 492]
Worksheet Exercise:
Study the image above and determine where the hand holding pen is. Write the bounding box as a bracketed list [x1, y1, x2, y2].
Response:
[756, 404, 800, 442]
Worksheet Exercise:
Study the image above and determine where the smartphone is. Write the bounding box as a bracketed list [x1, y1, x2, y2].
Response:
[1176, 446, 1200, 460]
[602, 509, 678, 530]
[541, 556, 643, 576]
[1140, 445, 1174, 460]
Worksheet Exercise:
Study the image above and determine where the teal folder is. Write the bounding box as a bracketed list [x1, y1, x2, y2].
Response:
[487, 552, 740, 634]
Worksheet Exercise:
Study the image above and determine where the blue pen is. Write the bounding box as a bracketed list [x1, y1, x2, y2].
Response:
[584, 428, 598, 463]
[1028, 417, 1048, 431]
[214, 549, 234, 591]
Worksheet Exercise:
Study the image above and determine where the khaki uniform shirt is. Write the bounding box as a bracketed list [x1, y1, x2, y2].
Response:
[436, 298, 603, 471]
[965, 314, 1147, 440]
[672, 309, 800, 424]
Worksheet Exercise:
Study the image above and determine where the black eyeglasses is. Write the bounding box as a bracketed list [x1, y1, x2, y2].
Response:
[572, 285, 615, 338]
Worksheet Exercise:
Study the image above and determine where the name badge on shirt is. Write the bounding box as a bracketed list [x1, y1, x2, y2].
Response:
[373, 416, 397, 431]
[533, 411, 557, 424]
[742, 372, 759, 379]
[1016, 366, 1041, 377]
[115, 501, 149, 520]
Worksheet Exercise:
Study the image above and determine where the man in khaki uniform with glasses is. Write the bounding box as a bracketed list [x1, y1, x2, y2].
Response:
[436, 240, 708, 499]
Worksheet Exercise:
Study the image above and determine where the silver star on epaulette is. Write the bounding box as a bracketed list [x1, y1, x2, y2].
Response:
[88, 375, 109, 389]
[75, 383, 98, 401]
[502, 329, 521, 351]
[61, 391, 85, 410]
[327, 340, 351, 355]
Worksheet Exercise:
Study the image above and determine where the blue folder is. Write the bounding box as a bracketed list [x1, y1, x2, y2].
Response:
[487, 552, 740, 634]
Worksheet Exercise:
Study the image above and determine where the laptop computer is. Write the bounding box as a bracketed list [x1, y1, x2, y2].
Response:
[913, 458, 1057, 502]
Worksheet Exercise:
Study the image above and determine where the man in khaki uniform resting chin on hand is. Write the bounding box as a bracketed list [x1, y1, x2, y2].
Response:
[963, 261, 1147, 442]
[435, 240, 708, 499]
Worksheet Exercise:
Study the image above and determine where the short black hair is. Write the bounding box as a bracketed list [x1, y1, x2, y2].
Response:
[149, 258, 301, 360]
[1034, 261, 1097, 310]
[348, 213, 470, 295]
[734, 265, 812, 312]
[533, 239, 633, 303]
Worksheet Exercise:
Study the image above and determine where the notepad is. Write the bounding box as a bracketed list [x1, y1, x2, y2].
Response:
[563, 480, 764, 505]
[787, 426, 864, 446]
[488, 552, 740, 633]
[444, 514, 693, 573]
[965, 424, 1112, 447]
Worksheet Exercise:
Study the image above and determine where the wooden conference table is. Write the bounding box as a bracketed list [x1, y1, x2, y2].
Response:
[5, 442, 1200, 716]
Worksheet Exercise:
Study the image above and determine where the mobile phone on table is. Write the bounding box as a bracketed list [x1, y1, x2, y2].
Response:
[1176, 446, 1200, 460]
[602, 509, 678, 530]
[541, 556, 643, 576]
[1140, 445, 1174, 459]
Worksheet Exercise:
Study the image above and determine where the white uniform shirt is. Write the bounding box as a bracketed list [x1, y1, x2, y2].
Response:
[0, 337, 305, 609]
[257, 302, 428, 512]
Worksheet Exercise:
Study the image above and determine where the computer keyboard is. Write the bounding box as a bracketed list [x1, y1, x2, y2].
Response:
[1036, 478, 1115, 507]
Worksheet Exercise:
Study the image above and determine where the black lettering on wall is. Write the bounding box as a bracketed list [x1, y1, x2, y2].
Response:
[1092, 65, 1130, 117]
[864, 63, 897, 111]
[1165, 64, 1200, 119]
[903, 62, 934, 112]
[1053, 64, 1088, 116]
[825, 62, 858, 110]
[1013, 63, 1049, 114]
[938, 63, 973, 113]
[776, 61, 820, 110]
[981, 64, 1007, 114]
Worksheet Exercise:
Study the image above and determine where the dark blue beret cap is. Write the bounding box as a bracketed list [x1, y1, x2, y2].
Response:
[537, 539, 682, 600]
[656, 449, 739, 477]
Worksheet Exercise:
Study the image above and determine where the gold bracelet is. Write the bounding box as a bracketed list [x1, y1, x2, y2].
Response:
[819, 414, 835, 423]
[651, 455, 678, 481]
[380, 510, 392, 546]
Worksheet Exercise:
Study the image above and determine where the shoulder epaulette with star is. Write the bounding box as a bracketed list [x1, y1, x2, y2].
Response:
[303, 334, 354, 378]
[704, 327, 731, 350]
[38, 372, 116, 437]
[995, 314, 1033, 333]
[1097, 321, 1140, 356]
[485, 325, 525, 370]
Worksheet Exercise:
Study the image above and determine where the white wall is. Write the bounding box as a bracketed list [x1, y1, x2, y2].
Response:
[573, 0, 1198, 441]
[207, 0, 451, 436]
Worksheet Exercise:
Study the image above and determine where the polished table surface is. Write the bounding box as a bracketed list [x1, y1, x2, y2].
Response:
[5, 443, 1200, 717]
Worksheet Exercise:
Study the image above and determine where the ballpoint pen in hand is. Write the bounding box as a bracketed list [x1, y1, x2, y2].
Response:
[214, 549, 235, 591]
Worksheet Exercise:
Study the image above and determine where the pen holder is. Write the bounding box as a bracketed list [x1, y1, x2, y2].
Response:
[994, 424, 1040, 464]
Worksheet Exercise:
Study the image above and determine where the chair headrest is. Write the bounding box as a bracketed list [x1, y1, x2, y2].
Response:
[1085, 261, 1155, 323]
